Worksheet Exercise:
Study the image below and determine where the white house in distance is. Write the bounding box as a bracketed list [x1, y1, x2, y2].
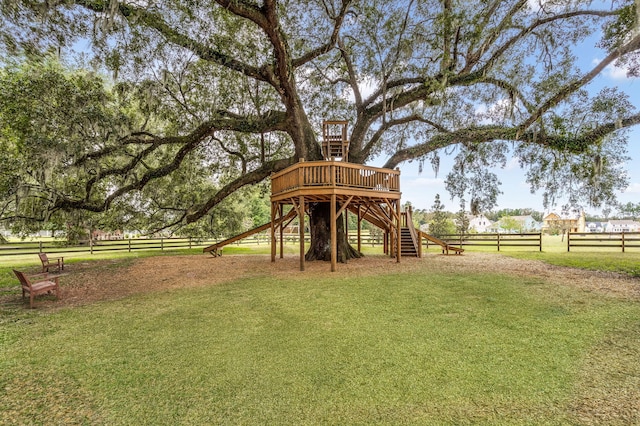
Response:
[501, 215, 541, 233]
[585, 221, 607, 233]
[467, 214, 493, 233]
[605, 220, 640, 233]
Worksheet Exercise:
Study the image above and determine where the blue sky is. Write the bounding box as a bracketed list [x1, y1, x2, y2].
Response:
[397, 46, 640, 216]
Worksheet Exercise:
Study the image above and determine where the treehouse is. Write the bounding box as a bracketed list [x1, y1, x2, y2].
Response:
[204, 121, 461, 271]
[269, 120, 404, 271]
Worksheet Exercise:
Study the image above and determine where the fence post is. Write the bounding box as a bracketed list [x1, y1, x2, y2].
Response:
[539, 232, 542, 252]
[39, 241, 43, 253]
[161, 238, 164, 251]
[90, 238, 93, 255]
[189, 237, 192, 249]
[128, 238, 132, 252]
[567, 231, 570, 252]
[622, 231, 625, 253]
[497, 233, 500, 251]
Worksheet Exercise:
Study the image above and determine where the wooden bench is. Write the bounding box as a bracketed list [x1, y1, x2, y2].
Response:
[13, 270, 61, 309]
[39, 252, 64, 273]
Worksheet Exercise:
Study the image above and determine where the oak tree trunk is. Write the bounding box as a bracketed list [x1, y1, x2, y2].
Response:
[305, 202, 363, 262]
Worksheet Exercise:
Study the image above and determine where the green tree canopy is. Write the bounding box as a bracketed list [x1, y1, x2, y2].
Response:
[1, 0, 639, 233]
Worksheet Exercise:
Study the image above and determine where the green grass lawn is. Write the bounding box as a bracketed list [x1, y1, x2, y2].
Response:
[1, 251, 639, 424]
[491, 235, 640, 277]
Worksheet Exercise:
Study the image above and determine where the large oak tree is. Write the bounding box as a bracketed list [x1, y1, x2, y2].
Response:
[1, 0, 639, 259]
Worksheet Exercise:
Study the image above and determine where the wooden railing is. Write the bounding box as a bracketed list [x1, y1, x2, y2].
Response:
[567, 231, 640, 252]
[0, 237, 220, 257]
[271, 161, 400, 196]
[434, 233, 542, 251]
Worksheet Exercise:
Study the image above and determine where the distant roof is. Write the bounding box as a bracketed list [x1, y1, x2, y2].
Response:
[608, 220, 640, 225]
[511, 215, 534, 221]
[544, 211, 581, 220]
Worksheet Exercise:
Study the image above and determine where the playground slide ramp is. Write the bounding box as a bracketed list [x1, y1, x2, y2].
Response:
[203, 209, 297, 256]
[417, 230, 464, 255]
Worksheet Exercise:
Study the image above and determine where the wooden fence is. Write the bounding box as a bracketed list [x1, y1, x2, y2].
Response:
[433, 233, 543, 251]
[0, 237, 220, 257]
[4, 231, 639, 257]
[567, 232, 640, 252]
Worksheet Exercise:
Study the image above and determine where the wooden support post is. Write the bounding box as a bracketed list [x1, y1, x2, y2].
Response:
[384, 231, 388, 254]
[539, 232, 542, 252]
[299, 196, 305, 271]
[396, 200, 401, 263]
[331, 193, 337, 272]
[357, 205, 362, 253]
[279, 204, 284, 258]
[270, 202, 276, 262]
[345, 209, 349, 245]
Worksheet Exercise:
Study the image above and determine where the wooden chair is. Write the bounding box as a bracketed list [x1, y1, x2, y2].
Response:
[13, 270, 61, 309]
[39, 252, 64, 273]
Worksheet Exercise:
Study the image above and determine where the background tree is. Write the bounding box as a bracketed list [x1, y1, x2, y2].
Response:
[1, 0, 640, 259]
[0, 57, 137, 241]
[454, 200, 469, 234]
[498, 216, 521, 234]
[618, 202, 640, 220]
[428, 194, 453, 238]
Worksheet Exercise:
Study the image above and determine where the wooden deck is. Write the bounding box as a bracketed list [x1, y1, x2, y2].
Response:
[270, 161, 402, 272]
[270, 160, 401, 203]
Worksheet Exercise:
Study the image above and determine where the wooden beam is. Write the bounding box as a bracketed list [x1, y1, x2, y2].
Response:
[335, 195, 354, 217]
[357, 204, 362, 253]
[396, 200, 401, 263]
[270, 202, 276, 262]
[331, 193, 337, 272]
[298, 195, 305, 271]
[279, 204, 284, 258]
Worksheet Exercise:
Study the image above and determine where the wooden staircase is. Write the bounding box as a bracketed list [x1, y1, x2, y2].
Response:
[400, 208, 420, 257]
[402, 207, 464, 256]
[401, 227, 419, 257]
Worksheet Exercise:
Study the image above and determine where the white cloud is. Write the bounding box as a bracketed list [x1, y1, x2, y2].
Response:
[592, 58, 638, 81]
[474, 98, 516, 125]
[622, 182, 640, 194]
[405, 177, 445, 188]
[505, 157, 520, 171]
[341, 76, 379, 103]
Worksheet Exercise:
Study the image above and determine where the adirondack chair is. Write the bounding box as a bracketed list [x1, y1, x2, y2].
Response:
[13, 270, 61, 308]
[38, 252, 64, 273]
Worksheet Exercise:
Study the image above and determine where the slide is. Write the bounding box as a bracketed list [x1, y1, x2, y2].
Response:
[203, 209, 297, 256]
[417, 230, 464, 255]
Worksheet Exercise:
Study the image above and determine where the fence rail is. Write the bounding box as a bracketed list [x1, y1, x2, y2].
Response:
[567, 232, 640, 252]
[433, 233, 543, 251]
[0, 237, 220, 257]
[4, 231, 639, 257]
